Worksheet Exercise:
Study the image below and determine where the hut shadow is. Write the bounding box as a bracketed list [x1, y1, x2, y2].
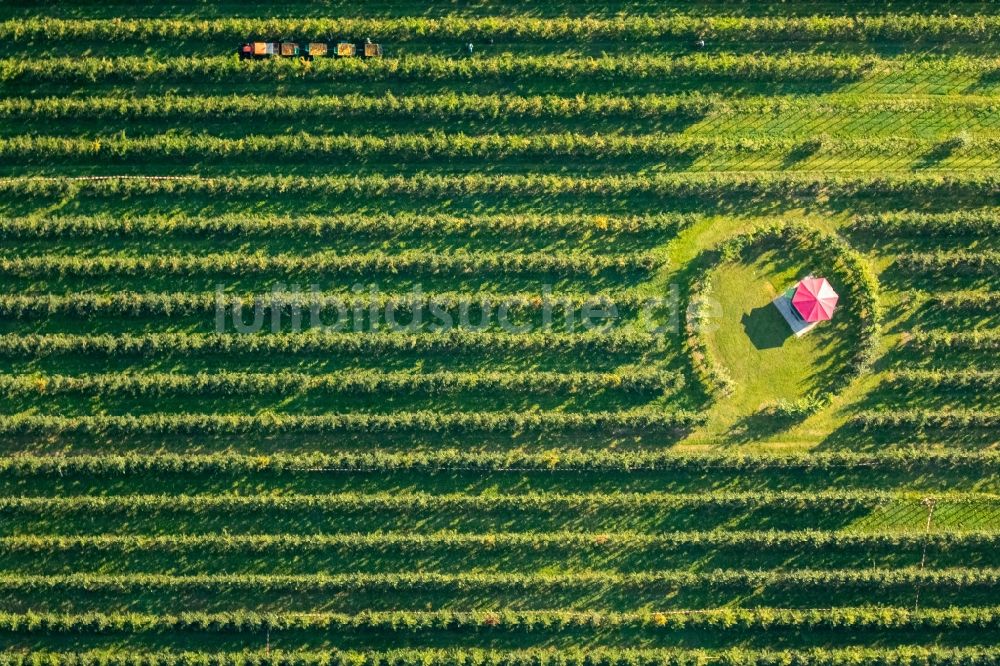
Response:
[741, 304, 792, 350]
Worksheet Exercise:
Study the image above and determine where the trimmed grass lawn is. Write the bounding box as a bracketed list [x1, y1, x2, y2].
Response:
[701, 248, 853, 438]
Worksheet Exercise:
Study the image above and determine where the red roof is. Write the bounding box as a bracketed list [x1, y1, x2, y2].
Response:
[792, 277, 839, 322]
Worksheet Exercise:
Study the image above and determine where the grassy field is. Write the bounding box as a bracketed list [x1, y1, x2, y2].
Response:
[0, 1, 999, 663]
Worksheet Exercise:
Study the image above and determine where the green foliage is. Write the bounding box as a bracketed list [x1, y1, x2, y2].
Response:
[0, 93, 714, 121]
[0, 290, 653, 320]
[910, 329, 1000, 351]
[2, 133, 987, 165]
[0, 369, 681, 397]
[0, 449, 995, 475]
[896, 250, 1000, 275]
[883, 369, 1000, 390]
[1, 605, 1000, 633]
[852, 409, 1000, 430]
[4, 490, 983, 514]
[5, 92, 998, 123]
[0, 212, 691, 240]
[851, 210, 1000, 237]
[0, 53, 877, 85]
[928, 291, 1000, 311]
[5, 172, 1000, 202]
[0, 409, 704, 436]
[0, 250, 662, 278]
[0, 567, 995, 592]
[0, 448, 1000, 476]
[2, 647, 1000, 666]
[754, 397, 827, 420]
[685, 270, 736, 398]
[0, 330, 665, 357]
[6, 15, 1000, 42]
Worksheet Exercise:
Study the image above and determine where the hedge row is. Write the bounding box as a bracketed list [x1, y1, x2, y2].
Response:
[0, 133, 984, 164]
[0, 54, 881, 85]
[4, 93, 995, 123]
[883, 369, 1000, 390]
[0, 290, 651, 319]
[6, 15, 1000, 42]
[0, 568, 996, 592]
[684, 268, 735, 398]
[3, 491, 983, 514]
[8, 172, 996, 204]
[0, 330, 664, 357]
[2, 530, 996, 557]
[0, 212, 690, 239]
[0, 93, 713, 121]
[895, 251, 1000, 275]
[0, 369, 680, 397]
[927, 291, 1000, 311]
[0, 250, 661, 278]
[0, 410, 704, 436]
[3, 646, 1000, 666]
[851, 210, 1000, 237]
[2, 604, 1000, 633]
[852, 409, 1000, 430]
[909, 329, 1000, 352]
[0, 449, 995, 475]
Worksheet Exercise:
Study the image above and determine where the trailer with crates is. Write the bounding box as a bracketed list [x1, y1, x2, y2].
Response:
[239, 40, 382, 60]
[306, 42, 328, 58]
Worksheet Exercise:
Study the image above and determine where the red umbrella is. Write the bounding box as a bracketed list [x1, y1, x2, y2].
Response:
[791, 277, 839, 322]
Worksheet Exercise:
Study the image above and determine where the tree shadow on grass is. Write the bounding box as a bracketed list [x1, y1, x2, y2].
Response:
[725, 409, 801, 444]
[818, 420, 1000, 452]
[779, 137, 825, 170]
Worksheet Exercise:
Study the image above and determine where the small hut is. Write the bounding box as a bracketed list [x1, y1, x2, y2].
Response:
[791, 276, 839, 322]
[773, 276, 839, 337]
